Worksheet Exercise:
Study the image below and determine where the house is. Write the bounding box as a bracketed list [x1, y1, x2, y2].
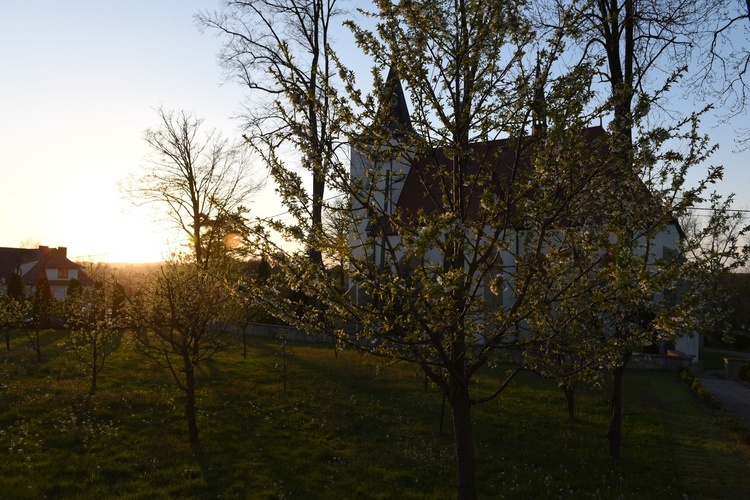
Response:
[348, 70, 700, 362]
[0, 246, 95, 300]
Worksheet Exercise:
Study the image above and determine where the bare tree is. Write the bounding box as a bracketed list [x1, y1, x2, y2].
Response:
[198, 0, 346, 268]
[123, 108, 262, 267]
[690, 0, 750, 148]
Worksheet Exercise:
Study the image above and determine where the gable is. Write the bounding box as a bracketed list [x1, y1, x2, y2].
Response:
[391, 126, 609, 224]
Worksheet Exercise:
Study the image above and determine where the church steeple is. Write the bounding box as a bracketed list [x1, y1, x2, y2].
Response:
[383, 67, 413, 137]
[531, 60, 547, 134]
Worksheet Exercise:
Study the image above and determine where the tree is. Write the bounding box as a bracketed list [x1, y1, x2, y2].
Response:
[127, 258, 235, 444]
[63, 281, 121, 394]
[66, 278, 83, 298]
[689, 0, 750, 148]
[123, 108, 262, 268]
[7, 272, 24, 300]
[0, 291, 29, 351]
[544, 0, 748, 459]
[27, 272, 54, 362]
[232, 1, 745, 497]
[245, 0, 626, 496]
[1, 272, 27, 351]
[198, 0, 345, 269]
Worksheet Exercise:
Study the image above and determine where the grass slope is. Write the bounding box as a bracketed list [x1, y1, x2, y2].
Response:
[1, 329, 749, 498]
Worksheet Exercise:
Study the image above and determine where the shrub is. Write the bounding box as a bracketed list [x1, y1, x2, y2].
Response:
[692, 378, 703, 392]
[739, 363, 750, 381]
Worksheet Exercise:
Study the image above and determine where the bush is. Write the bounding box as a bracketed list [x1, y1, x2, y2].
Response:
[692, 378, 703, 392]
[739, 363, 750, 382]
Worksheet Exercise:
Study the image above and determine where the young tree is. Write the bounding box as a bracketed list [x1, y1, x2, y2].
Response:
[127, 257, 235, 444]
[1, 273, 28, 350]
[7, 272, 24, 301]
[27, 272, 54, 362]
[245, 0, 622, 496]
[0, 292, 29, 351]
[63, 281, 121, 394]
[123, 108, 262, 268]
[66, 278, 83, 298]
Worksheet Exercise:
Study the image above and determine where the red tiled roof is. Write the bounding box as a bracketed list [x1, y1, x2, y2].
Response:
[0, 247, 38, 283]
[396, 126, 608, 216]
[365, 126, 610, 238]
[0, 246, 95, 288]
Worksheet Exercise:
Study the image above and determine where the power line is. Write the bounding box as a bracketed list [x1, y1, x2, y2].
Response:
[689, 207, 750, 214]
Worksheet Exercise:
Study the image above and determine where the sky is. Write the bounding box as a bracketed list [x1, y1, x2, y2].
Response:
[0, 0, 290, 263]
[1, 1, 748, 264]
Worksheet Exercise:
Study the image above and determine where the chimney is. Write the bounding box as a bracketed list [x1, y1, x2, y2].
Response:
[38, 245, 50, 257]
[58, 247, 67, 258]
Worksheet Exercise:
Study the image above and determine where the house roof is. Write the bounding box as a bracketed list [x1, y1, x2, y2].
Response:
[395, 126, 608, 216]
[366, 125, 610, 239]
[366, 73, 683, 239]
[0, 246, 95, 288]
[0, 247, 39, 284]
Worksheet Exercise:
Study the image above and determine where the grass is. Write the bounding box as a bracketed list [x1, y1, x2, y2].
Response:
[703, 346, 750, 371]
[1, 329, 750, 498]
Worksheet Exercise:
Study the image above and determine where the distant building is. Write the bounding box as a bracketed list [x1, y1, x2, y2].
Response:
[349, 70, 699, 362]
[0, 246, 95, 300]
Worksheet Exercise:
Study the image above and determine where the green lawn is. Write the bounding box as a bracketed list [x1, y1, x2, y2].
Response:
[702, 347, 750, 371]
[1, 329, 749, 498]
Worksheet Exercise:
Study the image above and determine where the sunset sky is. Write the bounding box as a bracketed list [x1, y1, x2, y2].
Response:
[1, 1, 748, 264]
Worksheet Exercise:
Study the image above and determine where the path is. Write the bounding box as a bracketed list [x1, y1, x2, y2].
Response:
[698, 371, 750, 430]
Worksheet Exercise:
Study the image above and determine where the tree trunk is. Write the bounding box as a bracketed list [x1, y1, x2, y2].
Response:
[33, 330, 41, 363]
[242, 324, 248, 360]
[563, 386, 575, 420]
[450, 383, 477, 500]
[607, 352, 631, 460]
[90, 346, 98, 395]
[185, 365, 199, 443]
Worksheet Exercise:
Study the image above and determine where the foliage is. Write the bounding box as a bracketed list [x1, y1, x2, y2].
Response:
[26, 272, 55, 362]
[63, 281, 122, 394]
[32, 272, 53, 330]
[126, 257, 236, 443]
[721, 272, 750, 332]
[66, 278, 83, 298]
[7, 272, 24, 300]
[0, 292, 29, 350]
[680, 368, 721, 409]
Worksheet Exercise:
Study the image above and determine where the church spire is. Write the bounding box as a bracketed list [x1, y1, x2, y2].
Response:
[531, 60, 547, 134]
[383, 66, 413, 137]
